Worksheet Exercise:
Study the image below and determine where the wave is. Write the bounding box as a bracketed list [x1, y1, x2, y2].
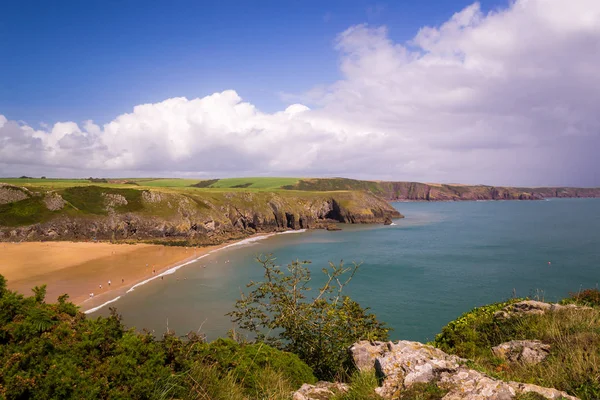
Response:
[84, 296, 122, 314]
[83, 229, 307, 314]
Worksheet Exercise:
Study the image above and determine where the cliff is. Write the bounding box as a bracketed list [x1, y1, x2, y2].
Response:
[283, 178, 600, 201]
[0, 184, 402, 243]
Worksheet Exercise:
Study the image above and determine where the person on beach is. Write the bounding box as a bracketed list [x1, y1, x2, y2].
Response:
[108, 280, 111, 286]
[121, 278, 124, 283]
[99, 284, 102, 289]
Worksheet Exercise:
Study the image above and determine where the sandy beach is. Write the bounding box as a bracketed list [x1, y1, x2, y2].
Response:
[0, 241, 222, 305]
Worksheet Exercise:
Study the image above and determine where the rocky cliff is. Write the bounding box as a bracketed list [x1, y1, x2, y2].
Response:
[0, 184, 402, 243]
[284, 178, 600, 201]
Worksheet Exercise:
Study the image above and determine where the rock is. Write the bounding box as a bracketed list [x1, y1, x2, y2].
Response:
[141, 190, 162, 203]
[498, 301, 589, 319]
[383, 217, 393, 225]
[348, 340, 578, 400]
[43, 192, 66, 211]
[0, 185, 30, 205]
[492, 340, 551, 365]
[102, 193, 128, 209]
[292, 381, 349, 400]
[350, 341, 390, 371]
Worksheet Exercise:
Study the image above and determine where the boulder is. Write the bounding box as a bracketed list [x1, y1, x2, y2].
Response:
[495, 300, 588, 320]
[383, 216, 393, 225]
[43, 192, 66, 211]
[347, 340, 578, 400]
[292, 381, 349, 400]
[492, 340, 551, 365]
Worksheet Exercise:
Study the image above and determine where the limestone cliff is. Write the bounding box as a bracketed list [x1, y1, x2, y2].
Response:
[284, 178, 600, 201]
[0, 185, 402, 243]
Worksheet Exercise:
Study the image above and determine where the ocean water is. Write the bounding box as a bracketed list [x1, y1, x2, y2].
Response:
[91, 199, 600, 342]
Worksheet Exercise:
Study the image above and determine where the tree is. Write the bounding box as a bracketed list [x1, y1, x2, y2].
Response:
[228, 255, 389, 380]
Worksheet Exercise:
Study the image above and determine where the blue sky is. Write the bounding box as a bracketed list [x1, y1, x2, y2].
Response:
[1, 0, 504, 126]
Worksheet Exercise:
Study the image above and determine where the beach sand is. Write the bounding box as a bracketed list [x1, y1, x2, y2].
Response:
[0, 242, 220, 305]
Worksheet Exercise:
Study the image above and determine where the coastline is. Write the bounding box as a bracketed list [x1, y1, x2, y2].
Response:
[81, 229, 306, 314]
[0, 230, 307, 314]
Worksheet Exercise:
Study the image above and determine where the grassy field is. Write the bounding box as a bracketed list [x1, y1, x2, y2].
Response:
[132, 178, 203, 187]
[207, 177, 300, 189]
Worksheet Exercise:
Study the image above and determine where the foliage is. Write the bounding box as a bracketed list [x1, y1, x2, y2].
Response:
[228, 255, 390, 380]
[0, 274, 314, 399]
[433, 299, 523, 358]
[396, 383, 450, 400]
[332, 370, 381, 400]
[560, 288, 600, 307]
[0, 196, 57, 227]
[434, 300, 600, 400]
[61, 185, 144, 215]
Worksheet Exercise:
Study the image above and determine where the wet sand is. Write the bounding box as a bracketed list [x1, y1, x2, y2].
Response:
[0, 242, 220, 305]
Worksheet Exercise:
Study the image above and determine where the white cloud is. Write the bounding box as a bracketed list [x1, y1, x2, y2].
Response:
[1, 0, 600, 185]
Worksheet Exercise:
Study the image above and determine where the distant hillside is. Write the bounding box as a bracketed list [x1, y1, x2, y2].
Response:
[281, 178, 600, 201]
[0, 181, 401, 243]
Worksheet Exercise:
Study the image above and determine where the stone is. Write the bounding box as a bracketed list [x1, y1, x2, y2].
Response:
[384, 216, 393, 225]
[348, 340, 578, 400]
[43, 192, 66, 211]
[292, 381, 349, 400]
[492, 340, 551, 365]
[0, 185, 29, 205]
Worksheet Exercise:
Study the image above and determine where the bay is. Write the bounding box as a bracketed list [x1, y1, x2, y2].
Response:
[91, 198, 600, 342]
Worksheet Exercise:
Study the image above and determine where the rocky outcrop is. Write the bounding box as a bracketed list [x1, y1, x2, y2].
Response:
[0, 184, 30, 205]
[492, 340, 551, 365]
[284, 178, 600, 201]
[0, 187, 403, 243]
[494, 300, 587, 319]
[340, 340, 578, 400]
[43, 192, 66, 211]
[292, 382, 349, 400]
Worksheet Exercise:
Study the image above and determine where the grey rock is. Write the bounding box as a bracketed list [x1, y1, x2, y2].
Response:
[348, 340, 578, 400]
[43, 192, 66, 211]
[492, 340, 551, 365]
[292, 381, 349, 400]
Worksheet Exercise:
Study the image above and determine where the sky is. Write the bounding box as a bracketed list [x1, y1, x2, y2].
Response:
[1, 0, 599, 186]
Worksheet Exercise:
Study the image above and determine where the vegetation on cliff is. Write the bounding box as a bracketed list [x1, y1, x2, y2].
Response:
[433, 294, 600, 399]
[0, 180, 401, 243]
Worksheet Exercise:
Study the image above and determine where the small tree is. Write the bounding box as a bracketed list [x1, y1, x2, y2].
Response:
[227, 255, 389, 380]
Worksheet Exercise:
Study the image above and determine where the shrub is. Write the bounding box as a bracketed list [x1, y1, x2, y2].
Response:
[228, 255, 390, 380]
[561, 288, 600, 307]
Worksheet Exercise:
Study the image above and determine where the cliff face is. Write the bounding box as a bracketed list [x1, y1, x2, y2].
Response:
[284, 178, 600, 201]
[0, 185, 402, 243]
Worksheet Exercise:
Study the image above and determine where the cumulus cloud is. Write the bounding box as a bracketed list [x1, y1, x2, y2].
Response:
[1, 0, 600, 186]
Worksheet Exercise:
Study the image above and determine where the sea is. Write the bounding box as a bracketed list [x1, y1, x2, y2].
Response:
[90, 198, 600, 342]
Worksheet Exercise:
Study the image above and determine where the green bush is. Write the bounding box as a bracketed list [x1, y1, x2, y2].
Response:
[432, 299, 524, 359]
[0, 274, 314, 399]
[560, 288, 600, 307]
[228, 255, 390, 381]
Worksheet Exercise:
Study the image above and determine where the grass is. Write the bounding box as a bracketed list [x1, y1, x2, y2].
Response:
[208, 177, 300, 189]
[133, 178, 203, 187]
[433, 292, 600, 400]
[0, 196, 58, 227]
[332, 370, 381, 400]
[61, 186, 144, 215]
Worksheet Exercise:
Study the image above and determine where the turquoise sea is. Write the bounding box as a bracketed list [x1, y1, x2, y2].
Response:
[91, 199, 600, 342]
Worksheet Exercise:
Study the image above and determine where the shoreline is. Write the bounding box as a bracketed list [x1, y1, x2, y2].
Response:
[81, 229, 307, 314]
[0, 229, 308, 314]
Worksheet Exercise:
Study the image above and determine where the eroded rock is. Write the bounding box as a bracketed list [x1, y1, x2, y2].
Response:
[492, 340, 551, 365]
[292, 381, 349, 400]
[43, 192, 66, 211]
[0, 185, 30, 205]
[348, 340, 578, 400]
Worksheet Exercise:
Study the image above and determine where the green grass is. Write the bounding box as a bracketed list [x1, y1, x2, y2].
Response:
[208, 177, 300, 189]
[433, 295, 600, 400]
[60, 186, 144, 215]
[0, 196, 58, 227]
[133, 178, 203, 187]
